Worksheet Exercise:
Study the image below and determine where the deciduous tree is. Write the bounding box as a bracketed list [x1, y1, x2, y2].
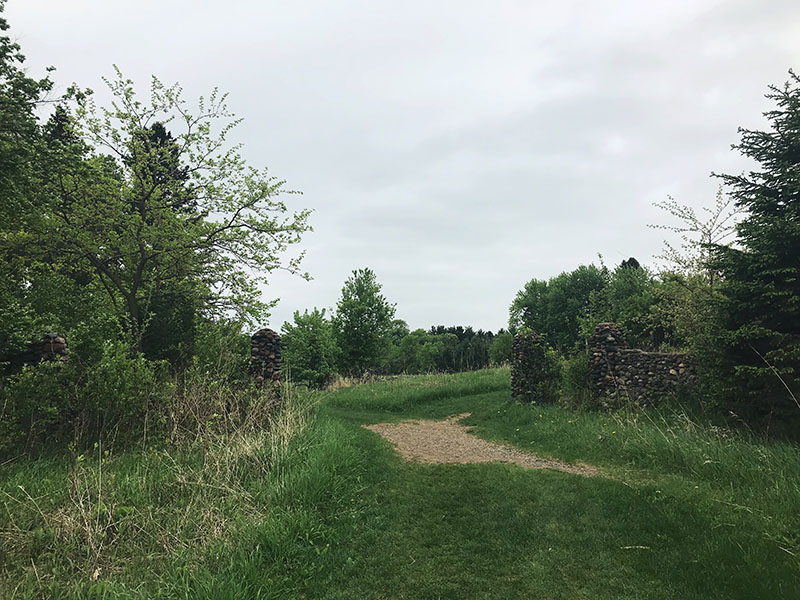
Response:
[333, 268, 396, 376]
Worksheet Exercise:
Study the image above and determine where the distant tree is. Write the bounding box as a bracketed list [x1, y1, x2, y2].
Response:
[333, 268, 396, 376]
[585, 260, 658, 349]
[384, 329, 443, 374]
[709, 71, 800, 419]
[389, 319, 410, 346]
[426, 325, 493, 371]
[489, 332, 513, 365]
[281, 308, 339, 388]
[510, 265, 607, 353]
[509, 279, 547, 334]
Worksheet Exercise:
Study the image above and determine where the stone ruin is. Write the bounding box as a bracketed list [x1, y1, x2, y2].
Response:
[250, 328, 281, 386]
[511, 331, 559, 404]
[590, 322, 695, 406]
[22, 332, 68, 365]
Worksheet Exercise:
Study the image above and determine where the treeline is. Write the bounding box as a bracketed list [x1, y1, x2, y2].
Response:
[280, 268, 514, 388]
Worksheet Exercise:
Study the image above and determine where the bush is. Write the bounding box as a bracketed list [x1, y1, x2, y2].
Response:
[0, 341, 172, 452]
[190, 318, 251, 384]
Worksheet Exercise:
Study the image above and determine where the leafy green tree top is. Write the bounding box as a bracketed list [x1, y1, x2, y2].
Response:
[333, 268, 396, 376]
[40, 69, 311, 350]
[281, 308, 339, 388]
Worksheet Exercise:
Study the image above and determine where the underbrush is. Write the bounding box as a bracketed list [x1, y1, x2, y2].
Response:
[0, 381, 349, 599]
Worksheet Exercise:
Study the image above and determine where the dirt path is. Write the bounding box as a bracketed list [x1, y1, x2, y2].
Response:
[363, 413, 598, 477]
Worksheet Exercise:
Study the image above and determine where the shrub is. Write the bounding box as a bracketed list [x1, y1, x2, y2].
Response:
[0, 340, 172, 452]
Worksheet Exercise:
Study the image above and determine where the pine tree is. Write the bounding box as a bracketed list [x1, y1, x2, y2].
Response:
[710, 70, 800, 421]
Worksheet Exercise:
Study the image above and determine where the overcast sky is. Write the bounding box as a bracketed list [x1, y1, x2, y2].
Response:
[7, 1, 800, 332]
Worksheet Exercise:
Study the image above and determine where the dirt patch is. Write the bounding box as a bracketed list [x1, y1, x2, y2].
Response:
[363, 413, 598, 477]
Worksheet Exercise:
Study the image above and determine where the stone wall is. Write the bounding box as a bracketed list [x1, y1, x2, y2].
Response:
[590, 322, 695, 406]
[250, 328, 281, 385]
[511, 331, 559, 403]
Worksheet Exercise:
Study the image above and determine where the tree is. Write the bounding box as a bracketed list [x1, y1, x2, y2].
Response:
[709, 71, 800, 419]
[509, 278, 547, 334]
[37, 69, 311, 352]
[0, 1, 59, 366]
[281, 308, 339, 388]
[489, 331, 513, 365]
[333, 268, 396, 376]
[510, 265, 607, 353]
[649, 188, 742, 287]
[585, 260, 659, 349]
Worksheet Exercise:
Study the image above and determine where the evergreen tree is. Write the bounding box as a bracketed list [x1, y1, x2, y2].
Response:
[710, 71, 800, 420]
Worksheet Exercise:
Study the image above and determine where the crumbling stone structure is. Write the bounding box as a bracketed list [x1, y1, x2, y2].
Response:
[250, 328, 281, 385]
[511, 331, 559, 403]
[591, 322, 695, 406]
[23, 332, 68, 364]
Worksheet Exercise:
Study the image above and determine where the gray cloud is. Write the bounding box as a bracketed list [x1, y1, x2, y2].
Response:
[8, 0, 800, 331]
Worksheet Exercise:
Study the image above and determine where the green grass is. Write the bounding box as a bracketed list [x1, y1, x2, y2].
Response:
[2, 368, 799, 598]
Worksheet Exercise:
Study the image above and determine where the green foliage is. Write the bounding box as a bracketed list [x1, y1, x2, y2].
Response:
[427, 325, 495, 372]
[333, 268, 396, 376]
[34, 71, 312, 350]
[488, 331, 513, 365]
[709, 71, 800, 421]
[0, 6, 312, 455]
[384, 328, 444, 374]
[560, 352, 592, 407]
[584, 261, 659, 349]
[0, 341, 172, 451]
[282, 308, 339, 388]
[510, 264, 607, 353]
[190, 318, 250, 383]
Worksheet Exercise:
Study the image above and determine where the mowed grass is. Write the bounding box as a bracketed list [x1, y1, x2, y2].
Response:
[317, 368, 800, 599]
[1, 368, 799, 598]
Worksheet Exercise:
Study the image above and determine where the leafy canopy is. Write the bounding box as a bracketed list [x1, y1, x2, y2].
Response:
[333, 268, 396, 376]
[39, 69, 311, 350]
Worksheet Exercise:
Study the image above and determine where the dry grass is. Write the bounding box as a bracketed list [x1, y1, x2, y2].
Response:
[0, 381, 320, 596]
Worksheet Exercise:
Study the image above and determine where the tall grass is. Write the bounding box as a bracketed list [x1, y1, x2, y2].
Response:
[0, 381, 321, 598]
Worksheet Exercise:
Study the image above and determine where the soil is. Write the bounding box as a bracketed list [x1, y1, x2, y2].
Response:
[363, 413, 598, 477]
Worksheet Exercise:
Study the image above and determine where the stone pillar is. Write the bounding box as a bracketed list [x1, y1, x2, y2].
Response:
[511, 331, 558, 403]
[250, 329, 281, 385]
[590, 322, 626, 399]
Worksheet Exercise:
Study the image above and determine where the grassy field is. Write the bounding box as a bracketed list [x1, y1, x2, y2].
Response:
[2, 368, 799, 598]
